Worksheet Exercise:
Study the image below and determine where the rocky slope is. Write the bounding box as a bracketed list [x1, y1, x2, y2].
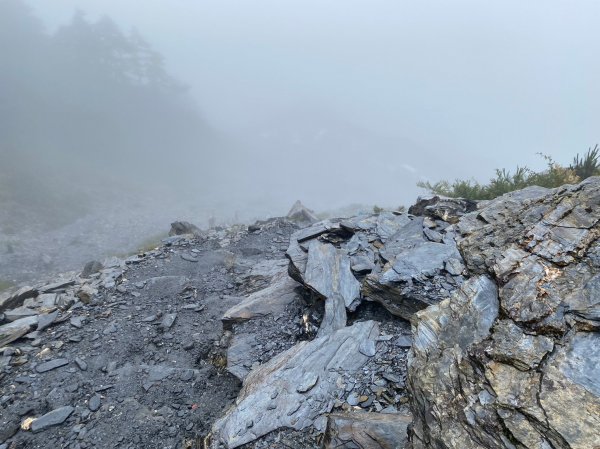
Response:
[1, 180, 599, 449]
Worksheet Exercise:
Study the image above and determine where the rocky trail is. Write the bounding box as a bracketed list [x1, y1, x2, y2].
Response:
[1, 179, 600, 449]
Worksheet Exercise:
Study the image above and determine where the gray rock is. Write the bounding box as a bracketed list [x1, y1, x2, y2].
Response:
[346, 392, 360, 406]
[223, 271, 300, 326]
[409, 178, 600, 449]
[180, 253, 199, 263]
[81, 260, 103, 278]
[486, 320, 554, 371]
[444, 257, 465, 276]
[211, 321, 379, 448]
[30, 406, 74, 433]
[394, 335, 412, 348]
[423, 227, 443, 243]
[161, 313, 177, 330]
[169, 221, 201, 236]
[324, 412, 411, 449]
[304, 241, 361, 311]
[88, 394, 101, 412]
[36, 310, 59, 332]
[70, 316, 83, 328]
[408, 195, 478, 223]
[4, 306, 39, 322]
[296, 372, 319, 393]
[0, 286, 38, 313]
[75, 285, 96, 305]
[317, 294, 347, 338]
[39, 293, 58, 309]
[40, 280, 75, 293]
[0, 315, 39, 346]
[363, 235, 464, 320]
[286, 200, 318, 226]
[148, 365, 174, 382]
[36, 358, 70, 373]
[226, 333, 257, 381]
[74, 357, 88, 371]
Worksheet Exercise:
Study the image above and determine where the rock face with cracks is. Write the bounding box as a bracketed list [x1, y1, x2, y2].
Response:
[408, 177, 600, 449]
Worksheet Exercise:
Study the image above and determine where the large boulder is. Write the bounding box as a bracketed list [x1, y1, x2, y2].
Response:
[408, 177, 600, 449]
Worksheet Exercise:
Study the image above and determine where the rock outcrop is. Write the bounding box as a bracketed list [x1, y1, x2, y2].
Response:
[286, 210, 465, 320]
[409, 177, 600, 449]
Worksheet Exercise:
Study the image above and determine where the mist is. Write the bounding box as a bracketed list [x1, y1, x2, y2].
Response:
[1, 0, 599, 282]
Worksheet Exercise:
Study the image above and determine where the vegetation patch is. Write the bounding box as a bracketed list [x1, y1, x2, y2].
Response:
[418, 146, 599, 200]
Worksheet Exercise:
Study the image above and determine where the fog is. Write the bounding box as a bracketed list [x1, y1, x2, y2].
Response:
[1, 0, 599, 282]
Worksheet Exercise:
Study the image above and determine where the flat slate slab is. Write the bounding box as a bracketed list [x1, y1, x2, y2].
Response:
[211, 321, 379, 448]
[31, 406, 74, 433]
[304, 241, 361, 311]
[35, 358, 70, 373]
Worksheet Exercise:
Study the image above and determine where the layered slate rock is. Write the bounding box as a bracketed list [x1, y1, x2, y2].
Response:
[408, 177, 600, 449]
[324, 412, 412, 449]
[0, 286, 38, 313]
[286, 211, 466, 319]
[210, 321, 380, 448]
[304, 240, 361, 310]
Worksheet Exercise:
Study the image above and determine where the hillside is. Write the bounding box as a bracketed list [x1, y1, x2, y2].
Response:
[1, 178, 598, 448]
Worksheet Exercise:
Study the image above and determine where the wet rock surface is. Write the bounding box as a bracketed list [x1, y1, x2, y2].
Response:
[286, 210, 466, 320]
[409, 177, 600, 449]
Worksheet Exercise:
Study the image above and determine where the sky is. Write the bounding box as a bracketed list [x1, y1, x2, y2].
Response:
[26, 0, 600, 208]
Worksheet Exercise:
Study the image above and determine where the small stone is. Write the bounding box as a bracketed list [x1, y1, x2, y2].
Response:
[88, 395, 101, 412]
[360, 395, 375, 407]
[180, 254, 199, 263]
[161, 313, 177, 330]
[70, 316, 83, 329]
[394, 335, 412, 348]
[347, 392, 360, 406]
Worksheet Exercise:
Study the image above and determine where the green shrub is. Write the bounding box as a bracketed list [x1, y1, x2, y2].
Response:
[418, 149, 595, 200]
[571, 145, 600, 179]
